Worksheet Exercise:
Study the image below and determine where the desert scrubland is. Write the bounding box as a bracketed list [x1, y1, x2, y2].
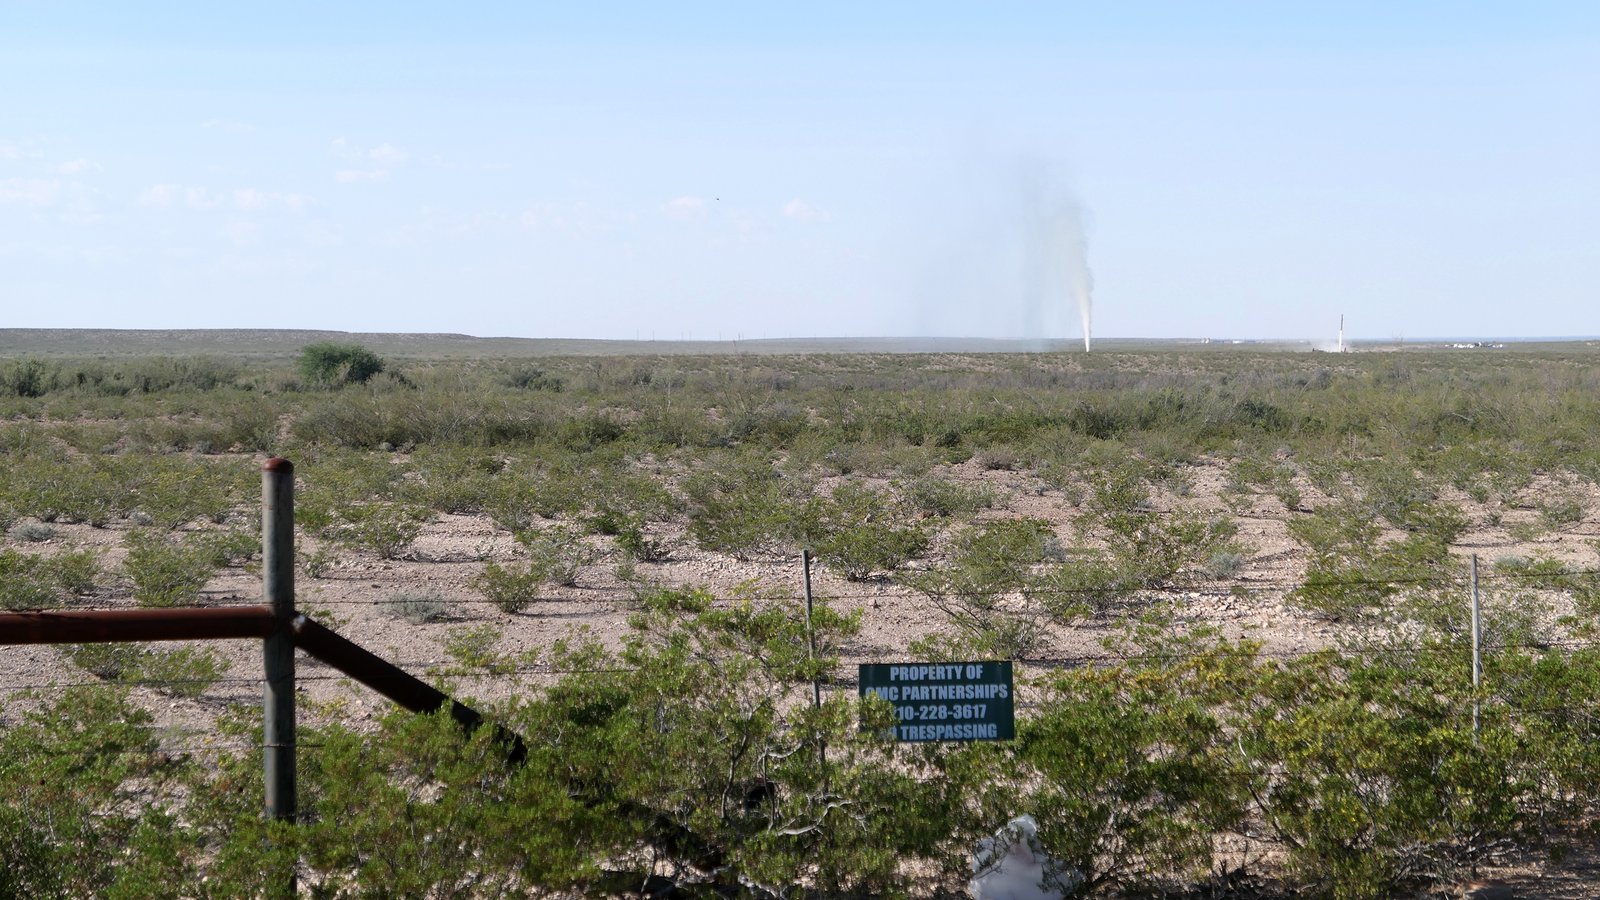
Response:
[5, 336, 1600, 897]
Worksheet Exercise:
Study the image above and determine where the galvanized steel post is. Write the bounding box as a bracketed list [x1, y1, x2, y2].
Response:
[262, 458, 297, 841]
[1471, 554, 1481, 738]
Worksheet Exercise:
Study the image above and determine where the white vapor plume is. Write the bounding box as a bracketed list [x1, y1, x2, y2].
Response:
[1020, 167, 1094, 351]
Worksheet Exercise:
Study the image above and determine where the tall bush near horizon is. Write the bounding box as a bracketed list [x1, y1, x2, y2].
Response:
[297, 342, 386, 387]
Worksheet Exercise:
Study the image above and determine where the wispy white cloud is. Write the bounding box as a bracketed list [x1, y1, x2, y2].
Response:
[335, 169, 390, 184]
[331, 138, 408, 183]
[140, 183, 309, 212]
[782, 198, 831, 222]
[200, 118, 256, 135]
[519, 201, 627, 235]
[57, 159, 101, 175]
[661, 195, 707, 220]
[140, 184, 220, 210]
[0, 177, 61, 206]
[233, 188, 307, 212]
[57, 182, 108, 226]
[367, 143, 408, 166]
[222, 220, 260, 247]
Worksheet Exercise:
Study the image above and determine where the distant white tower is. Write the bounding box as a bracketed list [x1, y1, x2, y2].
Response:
[1337, 315, 1345, 353]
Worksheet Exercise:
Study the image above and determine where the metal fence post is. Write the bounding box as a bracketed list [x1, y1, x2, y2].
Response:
[262, 457, 297, 894]
[1470, 554, 1481, 738]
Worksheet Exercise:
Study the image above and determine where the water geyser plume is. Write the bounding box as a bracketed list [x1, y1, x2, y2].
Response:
[1058, 201, 1093, 352]
[1022, 177, 1094, 352]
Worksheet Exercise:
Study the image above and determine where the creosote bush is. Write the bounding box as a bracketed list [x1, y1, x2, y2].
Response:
[472, 560, 542, 614]
[122, 530, 217, 607]
[802, 483, 930, 581]
[385, 589, 453, 625]
[902, 518, 1061, 658]
[325, 502, 428, 560]
[63, 643, 231, 699]
[296, 341, 386, 387]
[0, 547, 99, 609]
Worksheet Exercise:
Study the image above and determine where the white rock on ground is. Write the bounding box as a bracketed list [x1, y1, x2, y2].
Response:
[968, 815, 1082, 900]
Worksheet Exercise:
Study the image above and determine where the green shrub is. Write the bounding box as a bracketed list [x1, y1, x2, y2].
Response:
[0, 555, 60, 610]
[385, 590, 453, 625]
[122, 530, 217, 607]
[128, 458, 250, 529]
[326, 503, 427, 560]
[1287, 500, 1456, 622]
[196, 527, 260, 567]
[899, 475, 1000, 518]
[472, 560, 544, 613]
[64, 642, 144, 679]
[684, 454, 808, 558]
[616, 523, 671, 562]
[1538, 489, 1588, 531]
[299, 546, 339, 579]
[1067, 466, 1241, 602]
[518, 525, 595, 588]
[1, 357, 52, 397]
[65, 644, 230, 700]
[486, 464, 587, 531]
[0, 548, 99, 609]
[442, 623, 515, 674]
[1021, 658, 1244, 890]
[297, 341, 386, 387]
[48, 549, 100, 596]
[140, 643, 232, 695]
[501, 365, 563, 391]
[9, 521, 56, 542]
[1229, 647, 1525, 898]
[0, 686, 171, 897]
[401, 447, 505, 514]
[803, 484, 929, 581]
[902, 518, 1059, 657]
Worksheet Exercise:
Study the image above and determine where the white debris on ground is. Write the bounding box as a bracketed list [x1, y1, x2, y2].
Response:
[968, 815, 1082, 900]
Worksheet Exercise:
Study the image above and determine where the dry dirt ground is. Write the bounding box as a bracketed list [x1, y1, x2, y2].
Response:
[5, 452, 1600, 897]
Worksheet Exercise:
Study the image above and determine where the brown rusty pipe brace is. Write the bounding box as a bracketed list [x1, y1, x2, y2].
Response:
[0, 605, 276, 645]
[290, 614, 528, 764]
[0, 605, 526, 764]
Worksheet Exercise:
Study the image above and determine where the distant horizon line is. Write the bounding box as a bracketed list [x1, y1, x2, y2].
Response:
[3, 328, 1598, 344]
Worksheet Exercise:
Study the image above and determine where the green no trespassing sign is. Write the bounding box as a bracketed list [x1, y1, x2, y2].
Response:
[858, 661, 1014, 742]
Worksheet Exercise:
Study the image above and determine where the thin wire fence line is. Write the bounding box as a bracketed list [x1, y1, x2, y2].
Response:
[9, 628, 1600, 679]
[5, 742, 332, 760]
[9, 639, 1600, 694]
[13, 562, 1600, 615]
[271, 565, 1600, 606]
[9, 563, 1600, 698]
[0, 673, 421, 693]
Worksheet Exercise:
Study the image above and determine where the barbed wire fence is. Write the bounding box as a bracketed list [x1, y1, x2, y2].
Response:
[8, 554, 1600, 730]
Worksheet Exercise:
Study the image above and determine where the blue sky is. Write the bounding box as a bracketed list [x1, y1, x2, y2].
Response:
[2, 3, 1596, 341]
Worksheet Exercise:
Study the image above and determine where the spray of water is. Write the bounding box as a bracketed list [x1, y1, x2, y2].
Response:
[1020, 169, 1094, 351]
[1059, 202, 1093, 352]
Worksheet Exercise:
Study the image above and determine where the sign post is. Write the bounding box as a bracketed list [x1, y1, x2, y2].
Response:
[858, 661, 1014, 742]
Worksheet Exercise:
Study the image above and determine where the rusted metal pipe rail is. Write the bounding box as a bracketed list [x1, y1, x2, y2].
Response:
[291, 614, 528, 764]
[0, 605, 275, 645]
